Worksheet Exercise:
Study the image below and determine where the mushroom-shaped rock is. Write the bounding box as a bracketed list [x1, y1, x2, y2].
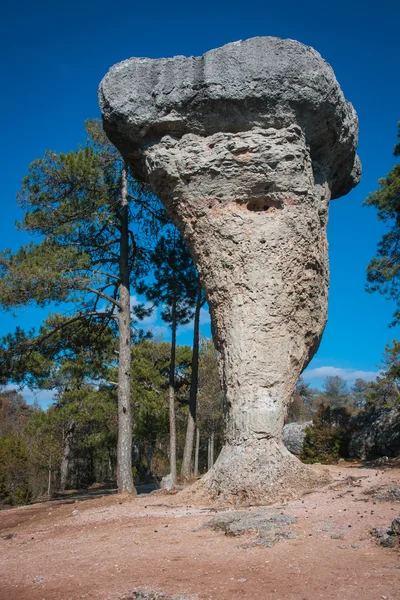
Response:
[100, 37, 360, 504]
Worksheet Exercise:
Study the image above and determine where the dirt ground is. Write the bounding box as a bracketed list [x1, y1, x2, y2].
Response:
[1, 463, 399, 600]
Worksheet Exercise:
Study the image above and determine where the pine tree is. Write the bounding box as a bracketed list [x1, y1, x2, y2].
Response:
[181, 281, 205, 478]
[365, 122, 400, 325]
[320, 376, 351, 409]
[0, 120, 163, 493]
[197, 337, 223, 473]
[138, 228, 198, 486]
[130, 339, 192, 482]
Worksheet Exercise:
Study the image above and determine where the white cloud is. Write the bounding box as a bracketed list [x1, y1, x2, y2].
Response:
[303, 366, 379, 383]
[200, 307, 211, 325]
[148, 324, 169, 340]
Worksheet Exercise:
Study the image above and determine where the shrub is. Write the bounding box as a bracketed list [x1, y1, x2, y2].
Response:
[0, 433, 32, 505]
[300, 404, 350, 465]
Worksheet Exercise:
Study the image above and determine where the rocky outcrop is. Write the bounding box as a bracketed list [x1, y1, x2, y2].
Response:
[283, 422, 312, 455]
[203, 511, 297, 547]
[100, 37, 360, 504]
[371, 518, 400, 548]
[349, 407, 400, 460]
[160, 473, 174, 491]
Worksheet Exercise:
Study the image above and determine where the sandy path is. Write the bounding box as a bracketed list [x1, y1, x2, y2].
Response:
[0, 464, 399, 600]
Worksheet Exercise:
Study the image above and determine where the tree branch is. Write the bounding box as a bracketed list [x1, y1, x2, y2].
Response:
[127, 194, 168, 223]
[86, 268, 120, 282]
[85, 287, 122, 309]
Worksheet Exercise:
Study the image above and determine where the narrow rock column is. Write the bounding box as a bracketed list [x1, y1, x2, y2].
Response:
[99, 36, 361, 503]
[141, 125, 331, 502]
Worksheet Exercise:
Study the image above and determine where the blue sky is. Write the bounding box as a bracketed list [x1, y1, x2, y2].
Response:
[1, 0, 399, 404]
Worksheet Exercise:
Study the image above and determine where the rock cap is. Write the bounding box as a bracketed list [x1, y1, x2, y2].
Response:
[99, 36, 360, 199]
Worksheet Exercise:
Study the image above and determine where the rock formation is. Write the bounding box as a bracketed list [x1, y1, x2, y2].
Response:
[99, 37, 361, 503]
[283, 422, 312, 456]
[349, 407, 400, 460]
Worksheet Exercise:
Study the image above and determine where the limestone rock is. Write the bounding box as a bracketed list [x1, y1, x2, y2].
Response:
[364, 484, 400, 503]
[392, 518, 400, 535]
[371, 524, 399, 549]
[100, 37, 360, 503]
[283, 421, 312, 455]
[204, 510, 297, 546]
[99, 37, 360, 200]
[160, 474, 174, 491]
[349, 407, 400, 460]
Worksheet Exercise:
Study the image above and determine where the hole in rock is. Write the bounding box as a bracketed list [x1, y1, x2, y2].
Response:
[246, 198, 282, 212]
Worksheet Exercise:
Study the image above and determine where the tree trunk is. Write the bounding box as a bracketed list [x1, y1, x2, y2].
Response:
[210, 431, 214, 467]
[168, 297, 178, 488]
[89, 447, 95, 485]
[181, 281, 202, 478]
[60, 421, 74, 492]
[47, 456, 52, 496]
[194, 427, 200, 477]
[144, 441, 154, 484]
[117, 163, 136, 495]
[207, 437, 211, 471]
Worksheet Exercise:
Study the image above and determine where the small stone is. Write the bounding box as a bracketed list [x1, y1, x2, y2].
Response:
[391, 518, 400, 535]
[380, 536, 397, 548]
[160, 474, 174, 491]
[278, 531, 297, 539]
[237, 578, 247, 583]
[33, 576, 44, 584]
[72, 509, 80, 516]
[331, 534, 345, 540]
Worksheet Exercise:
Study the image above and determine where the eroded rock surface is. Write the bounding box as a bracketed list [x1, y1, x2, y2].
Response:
[349, 407, 400, 460]
[118, 593, 193, 600]
[203, 510, 297, 547]
[364, 485, 400, 503]
[283, 421, 312, 455]
[371, 518, 400, 549]
[100, 37, 360, 503]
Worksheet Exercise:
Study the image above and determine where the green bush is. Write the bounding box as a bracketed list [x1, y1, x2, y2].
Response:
[0, 433, 32, 505]
[300, 404, 350, 465]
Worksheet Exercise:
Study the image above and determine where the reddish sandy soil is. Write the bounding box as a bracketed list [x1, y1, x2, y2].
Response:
[0, 464, 399, 600]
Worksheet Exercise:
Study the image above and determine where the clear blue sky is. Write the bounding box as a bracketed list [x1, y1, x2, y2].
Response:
[1, 0, 399, 403]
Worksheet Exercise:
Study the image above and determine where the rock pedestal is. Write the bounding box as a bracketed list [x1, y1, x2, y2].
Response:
[100, 37, 360, 503]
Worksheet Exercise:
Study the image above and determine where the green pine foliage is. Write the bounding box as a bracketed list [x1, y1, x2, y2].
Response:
[365, 123, 400, 325]
[0, 433, 32, 505]
[138, 227, 199, 326]
[0, 119, 167, 493]
[196, 337, 224, 465]
[286, 377, 316, 423]
[300, 404, 351, 465]
[0, 119, 160, 320]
